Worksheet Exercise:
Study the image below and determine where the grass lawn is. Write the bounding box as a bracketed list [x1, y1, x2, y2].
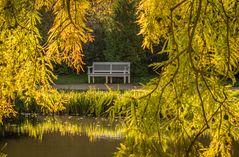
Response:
[54, 73, 88, 84]
[54, 73, 155, 85]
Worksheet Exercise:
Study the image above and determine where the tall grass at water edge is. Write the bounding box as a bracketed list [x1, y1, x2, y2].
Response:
[62, 89, 120, 116]
[14, 89, 148, 117]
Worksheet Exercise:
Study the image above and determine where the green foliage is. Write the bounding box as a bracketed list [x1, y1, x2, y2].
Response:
[0, 0, 92, 122]
[108, 0, 239, 156]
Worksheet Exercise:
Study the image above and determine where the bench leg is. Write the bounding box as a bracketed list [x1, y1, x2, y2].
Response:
[124, 76, 126, 84]
[106, 76, 108, 83]
[110, 77, 112, 84]
[128, 76, 130, 84]
[93, 77, 95, 83]
[88, 75, 91, 83]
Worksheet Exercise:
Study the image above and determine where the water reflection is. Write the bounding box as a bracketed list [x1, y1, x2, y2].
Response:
[0, 115, 123, 157]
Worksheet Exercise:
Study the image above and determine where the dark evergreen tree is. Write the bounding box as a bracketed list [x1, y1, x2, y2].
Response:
[103, 0, 147, 76]
[84, 0, 113, 65]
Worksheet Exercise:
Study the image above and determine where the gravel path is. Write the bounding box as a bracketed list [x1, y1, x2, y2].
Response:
[53, 83, 143, 90]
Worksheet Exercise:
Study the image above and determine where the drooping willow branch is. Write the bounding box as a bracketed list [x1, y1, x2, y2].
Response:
[187, 0, 209, 130]
[219, 0, 231, 79]
[185, 101, 224, 157]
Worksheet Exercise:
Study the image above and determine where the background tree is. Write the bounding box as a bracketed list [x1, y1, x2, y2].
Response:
[83, 0, 113, 65]
[111, 0, 239, 156]
[0, 0, 91, 122]
[103, 0, 147, 75]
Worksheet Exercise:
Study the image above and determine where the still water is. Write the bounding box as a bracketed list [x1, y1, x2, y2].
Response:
[0, 115, 123, 157]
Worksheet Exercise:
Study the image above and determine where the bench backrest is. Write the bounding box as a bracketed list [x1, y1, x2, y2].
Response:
[92, 62, 130, 74]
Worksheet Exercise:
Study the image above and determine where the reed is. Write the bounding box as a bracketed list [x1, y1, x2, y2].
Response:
[13, 89, 144, 117]
[60, 89, 121, 116]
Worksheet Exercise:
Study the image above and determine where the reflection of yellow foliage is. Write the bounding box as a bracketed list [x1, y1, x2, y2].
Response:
[4, 116, 123, 142]
[0, 153, 6, 157]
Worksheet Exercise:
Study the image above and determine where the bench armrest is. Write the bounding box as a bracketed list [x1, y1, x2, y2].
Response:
[124, 66, 130, 74]
[87, 66, 93, 74]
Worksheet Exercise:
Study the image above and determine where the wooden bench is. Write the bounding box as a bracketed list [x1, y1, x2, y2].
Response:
[87, 62, 130, 84]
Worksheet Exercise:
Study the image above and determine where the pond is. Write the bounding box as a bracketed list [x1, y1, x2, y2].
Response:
[0, 115, 123, 157]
